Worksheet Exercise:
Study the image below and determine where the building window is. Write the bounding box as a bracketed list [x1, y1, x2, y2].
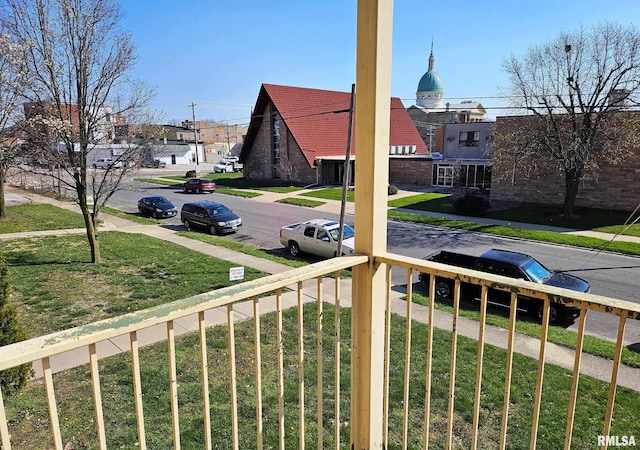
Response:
[271, 111, 281, 178]
[458, 131, 479, 147]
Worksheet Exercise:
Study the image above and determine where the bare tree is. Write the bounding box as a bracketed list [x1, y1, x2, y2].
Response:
[2, 0, 155, 262]
[498, 22, 640, 217]
[0, 31, 26, 217]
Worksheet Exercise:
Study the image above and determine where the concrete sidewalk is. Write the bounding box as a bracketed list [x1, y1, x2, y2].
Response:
[3, 186, 640, 392]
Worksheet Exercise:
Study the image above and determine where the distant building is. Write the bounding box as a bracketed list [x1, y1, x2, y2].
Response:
[491, 114, 640, 212]
[240, 83, 429, 185]
[406, 43, 493, 189]
[163, 120, 248, 162]
[23, 102, 119, 145]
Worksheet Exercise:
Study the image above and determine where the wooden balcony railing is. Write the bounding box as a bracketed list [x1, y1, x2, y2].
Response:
[0, 253, 639, 449]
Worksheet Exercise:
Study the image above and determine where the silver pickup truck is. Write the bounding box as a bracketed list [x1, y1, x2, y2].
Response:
[279, 219, 355, 258]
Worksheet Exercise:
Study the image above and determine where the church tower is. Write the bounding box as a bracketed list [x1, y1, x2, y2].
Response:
[416, 41, 444, 109]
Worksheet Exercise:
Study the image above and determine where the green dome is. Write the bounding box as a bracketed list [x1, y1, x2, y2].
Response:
[417, 70, 443, 93]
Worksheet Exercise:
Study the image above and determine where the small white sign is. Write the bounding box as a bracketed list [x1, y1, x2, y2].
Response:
[229, 266, 245, 281]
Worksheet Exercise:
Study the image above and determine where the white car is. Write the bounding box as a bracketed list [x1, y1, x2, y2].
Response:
[93, 158, 124, 169]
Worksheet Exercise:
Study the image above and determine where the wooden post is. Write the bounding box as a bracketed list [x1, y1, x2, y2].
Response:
[350, 0, 393, 448]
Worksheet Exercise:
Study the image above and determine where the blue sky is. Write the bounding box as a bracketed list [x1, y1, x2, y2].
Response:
[120, 0, 640, 125]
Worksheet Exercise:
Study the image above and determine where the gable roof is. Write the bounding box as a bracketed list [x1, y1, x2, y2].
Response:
[242, 83, 428, 166]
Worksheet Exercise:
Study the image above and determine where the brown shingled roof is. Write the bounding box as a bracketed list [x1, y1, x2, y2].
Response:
[242, 83, 428, 167]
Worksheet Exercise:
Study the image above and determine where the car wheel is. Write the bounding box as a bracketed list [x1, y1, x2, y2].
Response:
[138, 206, 145, 216]
[435, 280, 453, 299]
[92, 164, 97, 169]
[289, 241, 301, 257]
[183, 186, 188, 193]
[153, 211, 159, 219]
[196, 188, 202, 194]
[537, 303, 559, 324]
[210, 225, 218, 235]
[183, 220, 191, 231]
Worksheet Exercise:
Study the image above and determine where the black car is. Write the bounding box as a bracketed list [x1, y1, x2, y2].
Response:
[181, 201, 242, 234]
[137, 196, 177, 219]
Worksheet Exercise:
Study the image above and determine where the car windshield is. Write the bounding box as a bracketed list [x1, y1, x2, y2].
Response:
[149, 197, 167, 205]
[208, 205, 232, 216]
[328, 224, 355, 241]
[521, 259, 552, 283]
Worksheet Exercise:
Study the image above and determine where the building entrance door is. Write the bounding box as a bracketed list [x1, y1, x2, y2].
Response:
[435, 165, 454, 186]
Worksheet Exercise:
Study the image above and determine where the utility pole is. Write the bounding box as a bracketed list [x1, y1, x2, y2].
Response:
[336, 83, 356, 258]
[188, 102, 200, 174]
[226, 122, 231, 156]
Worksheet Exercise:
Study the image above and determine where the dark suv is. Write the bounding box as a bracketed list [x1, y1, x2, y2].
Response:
[181, 201, 242, 235]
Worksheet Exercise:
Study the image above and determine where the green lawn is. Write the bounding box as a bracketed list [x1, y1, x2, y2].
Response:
[300, 188, 355, 202]
[276, 197, 326, 208]
[0, 204, 85, 232]
[387, 192, 453, 212]
[0, 232, 267, 336]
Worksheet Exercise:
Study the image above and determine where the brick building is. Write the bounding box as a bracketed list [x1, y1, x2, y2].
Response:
[240, 83, 430, 186]
[491, 114, 640, 213]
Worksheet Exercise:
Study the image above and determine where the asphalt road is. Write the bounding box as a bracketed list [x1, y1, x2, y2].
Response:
[107, 179, 640, 347]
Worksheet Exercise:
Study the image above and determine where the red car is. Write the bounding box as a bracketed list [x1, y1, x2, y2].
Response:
[182, 178, 216, 194]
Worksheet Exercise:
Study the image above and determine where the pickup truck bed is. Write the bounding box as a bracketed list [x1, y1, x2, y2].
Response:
[419, 249, 589, 324]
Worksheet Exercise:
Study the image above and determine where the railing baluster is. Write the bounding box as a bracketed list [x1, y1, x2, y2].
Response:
[530, 298, 551, 449]
[0, 388, 11, 450]
[334, 272, 341, 450]
[167, 320, 181, 450]
[423, 273, 436, 449]
[88, 343, 107, 450]
[316, 278, 323, 449]
[296, 283, 305, 450]
[130, 331, 147, 450]
[602, 311, 628, 447]
[198, 311, 212, 450]
[402, 268, 413, 450]
[499, 293, 518, 450]
[446, 280, 461, 450]
[42, 356, 63, 449]
[471, 286, 488, 450]
[565, 307, 587, 449]
[383, 265, 393, 448]
[227, 304, 239, 450]
[253, 296, 264, 450]
[276, 289, 285, 450]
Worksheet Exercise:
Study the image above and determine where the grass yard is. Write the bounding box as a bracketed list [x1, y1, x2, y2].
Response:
[300, 188, 355, 202]
[0, 203, 85, 233]
[0, 232, 266, 337]
[2, 303, 638, 449]
[275, 197, 326, 208]
[387, 192, 453, 212]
